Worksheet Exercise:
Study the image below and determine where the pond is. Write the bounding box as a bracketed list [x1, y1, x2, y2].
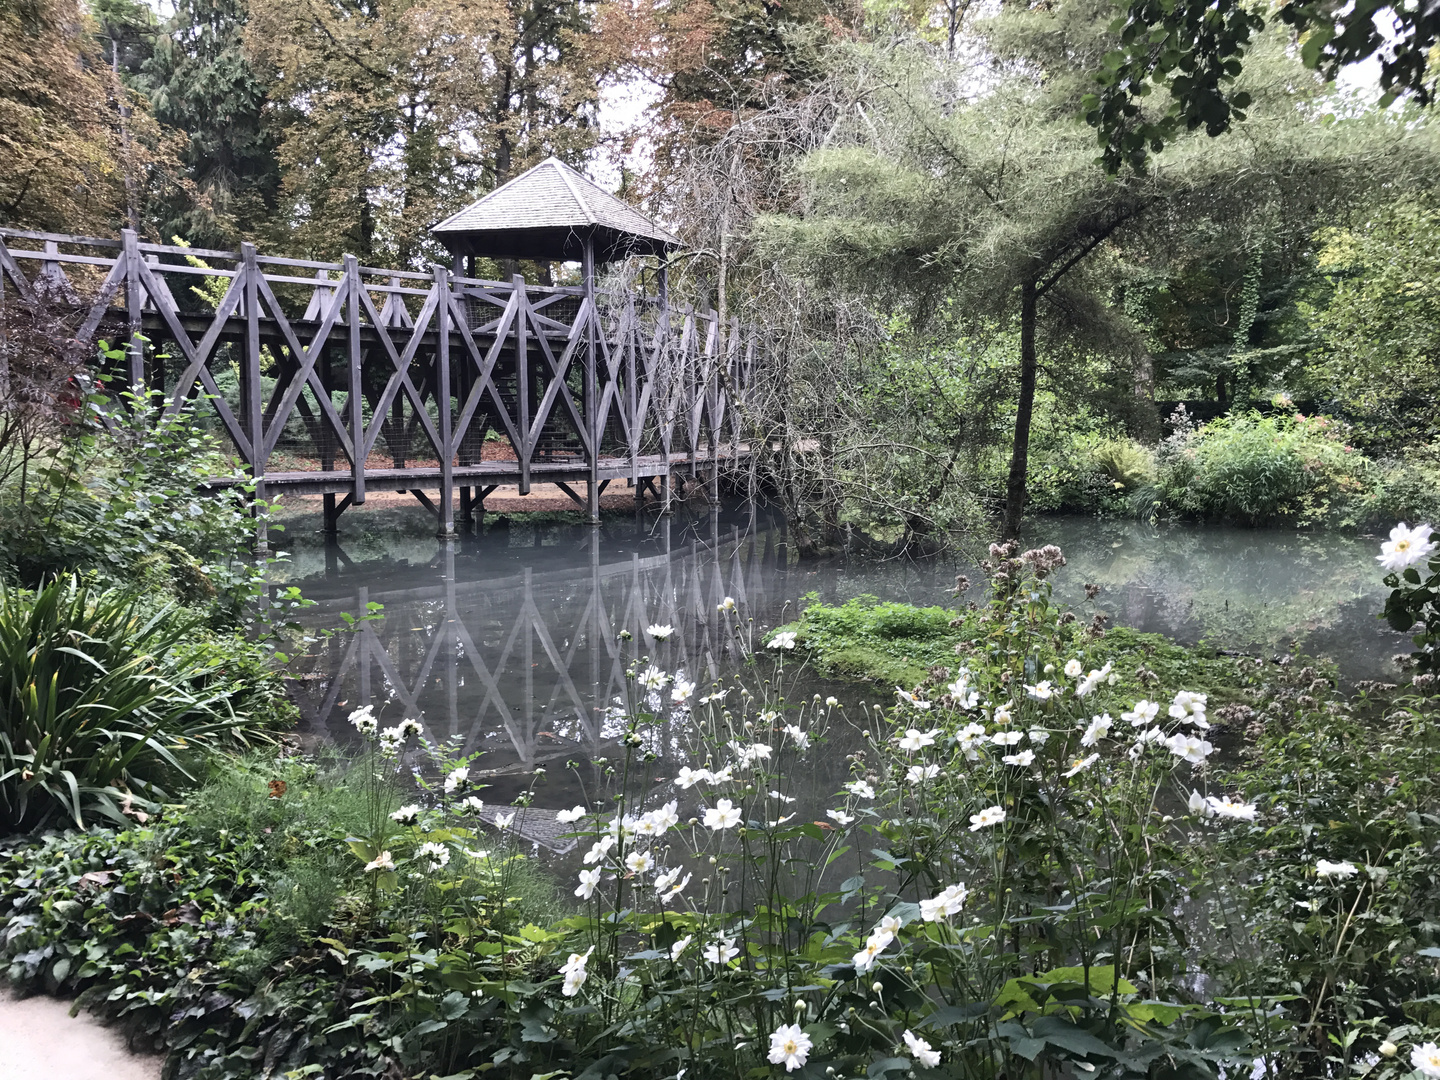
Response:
[272, 504, 1409, 831]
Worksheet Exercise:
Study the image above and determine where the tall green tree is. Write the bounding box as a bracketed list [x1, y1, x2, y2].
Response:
[755, 5, 1437, 537]
[1297, 195, 1440, 446]
[139, 0, 281, 247]
[245, 0, 611, 265]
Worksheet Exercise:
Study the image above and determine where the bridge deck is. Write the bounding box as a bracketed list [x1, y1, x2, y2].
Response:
[207, 448, 746, 496]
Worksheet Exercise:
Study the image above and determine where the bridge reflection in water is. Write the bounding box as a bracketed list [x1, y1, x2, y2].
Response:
[279, 508, 813, 807]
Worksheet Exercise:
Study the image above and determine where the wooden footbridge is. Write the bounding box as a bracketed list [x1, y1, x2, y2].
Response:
[0, 159, 761, 542]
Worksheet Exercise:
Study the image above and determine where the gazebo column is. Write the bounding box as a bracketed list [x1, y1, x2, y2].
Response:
[582, 236, 600, 525]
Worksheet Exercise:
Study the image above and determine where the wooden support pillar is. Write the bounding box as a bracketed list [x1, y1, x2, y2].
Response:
[121, 229, 145, 397]
[345, 254, 365, 506]
[514, 273, 531, 495]
[435, 264, 456, 537]
[241, 241, 267, 553]
[459, 486, 473, 530]
[323, 493, 339, 535]
[582, 236, 600, 525]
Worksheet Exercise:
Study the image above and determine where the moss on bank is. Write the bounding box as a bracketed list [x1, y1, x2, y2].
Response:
[782, 592, 1258, 708]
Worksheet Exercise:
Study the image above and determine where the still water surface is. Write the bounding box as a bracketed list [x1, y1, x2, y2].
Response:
[272, 505, 1406, 821]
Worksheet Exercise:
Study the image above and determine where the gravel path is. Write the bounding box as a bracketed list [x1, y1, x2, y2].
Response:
[0, 988, 161, 1080]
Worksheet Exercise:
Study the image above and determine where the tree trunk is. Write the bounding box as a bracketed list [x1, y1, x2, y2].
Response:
[1132, 348, 1160, 441]
[1001, 278, 1038, 540]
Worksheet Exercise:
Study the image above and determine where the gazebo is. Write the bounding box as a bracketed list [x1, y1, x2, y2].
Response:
[431, 157, 683, 280]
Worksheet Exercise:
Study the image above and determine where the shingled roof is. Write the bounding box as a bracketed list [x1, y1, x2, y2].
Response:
[431, 157, 683, 263]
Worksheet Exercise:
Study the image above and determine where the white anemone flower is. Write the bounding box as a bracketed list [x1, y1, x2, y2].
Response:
[493, 811, 515, 830]
[443, 766, 469, 794]
[969, 805, 1006, 831]
[1075, 663, 1112, 698]
[559, 946, 593, 997]
[782, 724, 811, 750]
[1378, 523, 1437, 573]
[1027, 727, 1050, 745]
[896, 689, 932, 710]
[992, 703, 1014, 726]
[1169, 691, 1210, 726]
[1316, 858, 1359, 879]
[364, 850, 395, 872]
[852, 938, 886, 973]
[919, 883, 968, 921]
[389, 804, 420, 825]
[946, 679, 980, 709]
[624, 850, 654, 875]
[583, 835, 616, 864]
[418, 841, 450, 871]
[655, 868, 691, 901]
[991, 730, 1023, 746]
[845, 780, 875, 799]
[1063, 753, 1100, 777]
[704, 937, 740, 964]
[1122, 700, 1160, 727]
[903, 1031, 941, 1069]
[1080, 713, 1113, 747]
[1410, 1042, 1440, 1078]
[348, 706, 377, 735]
[703, 798, 742, 830]
[671, 679, 696, 704]
[898, 727, 939, 751]
[1064, 658, 1084, 678]
[1024, 680, 1054, 701]
[826, 808, 856, 826]
[1205, 795, 1258, 821]
[1164, 732, 1214, 764]
[1001, 749, 1035, 767]
[575, 867, 602, 899]
[674, 766, 712, 789]
[1187, 790, 1211, 817]
[767, 1024, 813, 1072]
[670, 934, 693, 960]
[768, 631, 798, 649]
[647, 624, 674, 640]
[906, 763, 942, 783]
[556, 805, 587, 823]
[637, 665, 670, 690]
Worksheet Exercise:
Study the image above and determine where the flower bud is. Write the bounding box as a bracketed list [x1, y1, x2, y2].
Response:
[871, 981, 883, 994]
[1379, 1042, 1398, 1058]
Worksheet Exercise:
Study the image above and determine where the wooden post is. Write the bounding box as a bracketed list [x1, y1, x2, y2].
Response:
[514, 273, 530, 496]
[323, 493, 339, 536]
[241, 242, 267, 552]
[121, 229, 144, 396]
[582, 236, 600, 524]
[435, 264, 455, 537]
[345, 254, 365, 506]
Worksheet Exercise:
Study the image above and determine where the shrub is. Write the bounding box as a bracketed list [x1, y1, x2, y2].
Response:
[0, 577, 275, 832]
[0, 385, 267, 620]
[1154, 411, 1376, 526]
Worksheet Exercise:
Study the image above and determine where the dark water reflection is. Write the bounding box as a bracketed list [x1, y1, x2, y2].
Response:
[271, 507, 1407, 818]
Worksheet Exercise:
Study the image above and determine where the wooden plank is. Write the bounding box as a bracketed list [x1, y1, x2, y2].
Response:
[515, 275, 530, 495]
[448, 288, 523, 453]
[356, 283, 443, 461]
[346, 254, 365, 505]
[434, 265, 455, 537]
[0, 237, 38, 304]
[525, 297, 593, 458]
[121, 230, 144, 391]
[255, 270, 354, 462]
[1, 249, 123, 268]
[0, 226, 122, 248]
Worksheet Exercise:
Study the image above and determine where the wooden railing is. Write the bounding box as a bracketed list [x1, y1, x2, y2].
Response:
[0, 227, 760, 535]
